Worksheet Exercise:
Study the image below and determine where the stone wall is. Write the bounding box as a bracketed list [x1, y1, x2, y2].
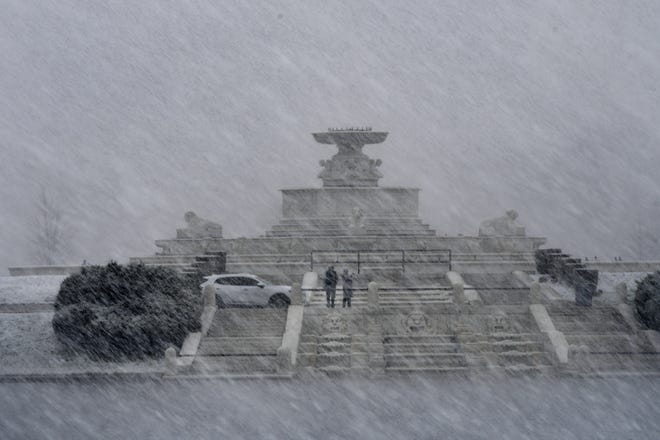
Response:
[8, 266, 82, 276]
[155, 235, 546, 256]
[281, 187, 420, 219]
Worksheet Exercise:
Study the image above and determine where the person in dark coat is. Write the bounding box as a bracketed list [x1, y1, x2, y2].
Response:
[324, 266, 338, 308]
[341, 269, 354, 308]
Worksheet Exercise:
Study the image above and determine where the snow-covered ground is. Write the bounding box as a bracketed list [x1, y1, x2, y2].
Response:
[1, 376, 659, 439]
[0, 276, 64, 304]
[0, 311, 162, 376]
[597, 272, 651, 298]
[0, 275, 165, 376]
[531, 271, 655, 304]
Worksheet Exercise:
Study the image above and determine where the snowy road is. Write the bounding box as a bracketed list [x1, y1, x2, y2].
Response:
[1, 376, 659, 439]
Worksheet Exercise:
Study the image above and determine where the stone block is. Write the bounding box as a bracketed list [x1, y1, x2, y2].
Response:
[367, 281, 380, 307]
[547, 331, 569, 364]
[530, 304, 567, 363]
[302, 271, 319, 304]
[446, 271, 465, 305]
[277, 346, 292, 372]
[165, 347, 178, 374]
[280, 305, 304, 366]
[200, 305, 218, 336]
[291, 282, 302, 305]
[202, 284, 216, 307]
[180, 332, 202, 357]
[530, 282, 542, 304]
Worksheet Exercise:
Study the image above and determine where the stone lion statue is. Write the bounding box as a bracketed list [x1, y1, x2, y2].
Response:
[478, 210, 525, 236]
[176, 211, 223, 239]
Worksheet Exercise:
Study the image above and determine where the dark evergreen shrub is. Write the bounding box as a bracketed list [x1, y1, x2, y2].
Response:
[53, 262, 201, 360]
[634, 271, 660, 331]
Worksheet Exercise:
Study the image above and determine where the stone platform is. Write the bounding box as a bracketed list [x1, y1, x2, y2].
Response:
[133, 128, 545, 283]
[130, 128, 658, 378]
[136, 236, 544, 284]
[167, 274, 660, 379]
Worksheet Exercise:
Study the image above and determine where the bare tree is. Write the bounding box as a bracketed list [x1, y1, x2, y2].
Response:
[32, 186, 68, 265]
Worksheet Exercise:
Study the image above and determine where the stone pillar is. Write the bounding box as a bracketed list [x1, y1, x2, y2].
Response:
[276, 347, 292, 372]
[530, 282, 542, 304]
[200, 285, 219, 336]
[165, 347, 178, 374]
[367, 282, 380, 308]
[366, 308, 385, 376]
[301, 271, 319, 305]
[446, 271, 465, 306]
[202, 284, 216, 307]
[364, 281, 384, 376]
[291, 282, 302, 306]
[529, 304, 568, 364]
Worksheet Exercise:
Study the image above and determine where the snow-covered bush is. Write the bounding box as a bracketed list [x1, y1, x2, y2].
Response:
[52, 262, 201, 360]
[634, 271, 660, 331]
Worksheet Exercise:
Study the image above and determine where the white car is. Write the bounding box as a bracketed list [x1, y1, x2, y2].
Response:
[200, 273, 291, 308]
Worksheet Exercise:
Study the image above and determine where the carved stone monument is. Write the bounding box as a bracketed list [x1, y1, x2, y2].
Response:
[270, 128, 435, 237]
[138, 126, 547, 281]
[315, 128, 385, 187]
[176, 211, 223, 239]
[478, 210, 526, 237]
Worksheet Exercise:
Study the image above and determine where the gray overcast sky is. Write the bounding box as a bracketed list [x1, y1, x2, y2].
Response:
[2, 0, 660, 272]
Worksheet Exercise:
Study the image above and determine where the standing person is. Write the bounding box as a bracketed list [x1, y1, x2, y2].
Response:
[341, 269, 354, 308]
[324, 266, 338, 308]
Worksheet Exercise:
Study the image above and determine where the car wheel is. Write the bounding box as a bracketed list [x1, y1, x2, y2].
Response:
[268, 294, 290, 308]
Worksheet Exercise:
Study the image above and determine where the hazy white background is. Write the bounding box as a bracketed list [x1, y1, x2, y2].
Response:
[2, 0, 660, 273]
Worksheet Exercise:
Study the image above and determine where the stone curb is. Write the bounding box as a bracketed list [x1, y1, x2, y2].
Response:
[0, 371, 165, 383]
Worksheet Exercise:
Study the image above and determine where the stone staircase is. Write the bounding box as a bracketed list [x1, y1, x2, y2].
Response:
[306, 286, 453, 308]
[129, 254, 198, 271]
[315, 334, 352, 374]
[128, 252, 225, 276]
[378, 289, 453, 307]
[461, 332, 554, 373]
[545, 303, 660, 373]
[383, 334, 468, 373]
[297, 333, 370, 375]
[190, 308, 288, 377]
[381, 331, 554, 375]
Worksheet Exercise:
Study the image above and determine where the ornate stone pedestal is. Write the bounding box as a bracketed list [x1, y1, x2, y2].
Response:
[136, 127, 546, 283]
[268, 129, 435, 238]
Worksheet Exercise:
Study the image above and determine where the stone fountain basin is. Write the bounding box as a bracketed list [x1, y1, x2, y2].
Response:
[313, 131, 388, 145]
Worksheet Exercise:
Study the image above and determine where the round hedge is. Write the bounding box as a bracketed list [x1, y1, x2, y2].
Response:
[634, 271, 660, 331]
[53, 262, 201, 360]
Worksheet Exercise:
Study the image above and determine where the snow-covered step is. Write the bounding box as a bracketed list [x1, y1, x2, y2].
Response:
[197, 337, 282, 356]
